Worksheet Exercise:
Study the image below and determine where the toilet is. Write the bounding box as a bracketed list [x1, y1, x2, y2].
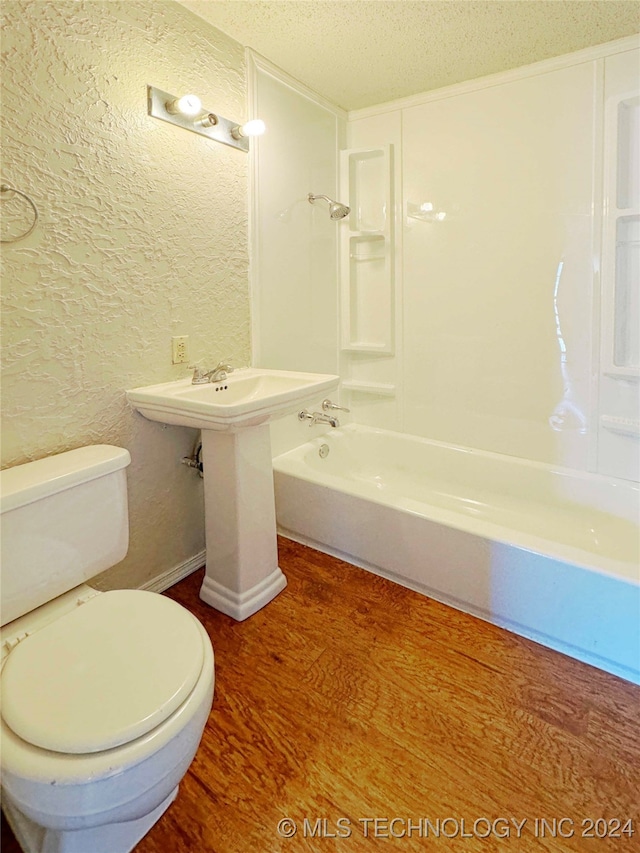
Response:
[0, 445, 215, 853]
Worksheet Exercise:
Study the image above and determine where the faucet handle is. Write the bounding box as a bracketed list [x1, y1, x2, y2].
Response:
[189, 365, 209, 385]
[322, 398, 350, 413]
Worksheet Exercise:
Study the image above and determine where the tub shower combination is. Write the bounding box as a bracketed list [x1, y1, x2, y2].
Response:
[273, 424, 640, 684]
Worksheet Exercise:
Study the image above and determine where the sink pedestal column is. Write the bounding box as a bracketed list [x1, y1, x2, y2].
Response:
[199, 424, 287, 620]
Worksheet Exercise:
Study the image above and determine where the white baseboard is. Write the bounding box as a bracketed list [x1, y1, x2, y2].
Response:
[139, 550, 206, 594]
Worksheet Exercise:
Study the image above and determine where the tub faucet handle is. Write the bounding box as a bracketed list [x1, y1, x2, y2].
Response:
[322, 399, 350, 413]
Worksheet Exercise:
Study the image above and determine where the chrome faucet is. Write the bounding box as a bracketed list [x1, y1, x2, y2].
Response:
[190, 361, 234, 385]
[322, 399, 350, 413]
[298, 409, 340, 428]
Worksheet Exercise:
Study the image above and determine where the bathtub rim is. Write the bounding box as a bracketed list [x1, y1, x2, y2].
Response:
[275, 422, 640, 491]
[273, 424, 640, 586]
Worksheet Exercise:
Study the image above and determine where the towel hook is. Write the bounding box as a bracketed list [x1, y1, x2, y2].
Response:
[1, 183, 39, 243]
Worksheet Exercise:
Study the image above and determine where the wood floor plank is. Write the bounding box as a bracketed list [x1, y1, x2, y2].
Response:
[2, 537, 638, 852]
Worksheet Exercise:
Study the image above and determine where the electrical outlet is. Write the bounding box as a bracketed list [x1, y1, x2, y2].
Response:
[171, 335, 189, 364]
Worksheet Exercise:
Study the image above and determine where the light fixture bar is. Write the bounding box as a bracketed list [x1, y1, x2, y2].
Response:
[147, 85, 254, 152]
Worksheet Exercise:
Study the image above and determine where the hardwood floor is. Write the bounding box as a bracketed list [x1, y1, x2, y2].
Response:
[2, 537, 639, 851]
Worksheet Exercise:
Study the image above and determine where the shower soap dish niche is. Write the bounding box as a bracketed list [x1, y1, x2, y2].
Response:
[345, 148, 389, 233]
[349, 235, 385, 261]
[339, 145, 394, 355]
[600, 415, 640, 439]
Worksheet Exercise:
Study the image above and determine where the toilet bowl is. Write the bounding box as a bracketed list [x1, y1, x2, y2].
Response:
[0, 446, 215, 853]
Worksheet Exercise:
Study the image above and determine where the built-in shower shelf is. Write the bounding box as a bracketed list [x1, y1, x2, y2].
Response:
[349, 230, 387, 238]
[604, 370, 640, 382]
[600, 415, 640, 438]
[341, 380, 396, 396]
[342, 342, 392, 353]
[340, 145, 394, 356]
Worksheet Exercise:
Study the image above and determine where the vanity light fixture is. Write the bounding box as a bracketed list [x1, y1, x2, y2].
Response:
[147, 85, 265, 152]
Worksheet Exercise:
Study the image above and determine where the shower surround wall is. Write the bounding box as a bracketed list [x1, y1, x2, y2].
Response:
[249, 53, 345, 376]
[0, 1, 250, 589]
[249, 38, 639, 480]
[346, 38, 639, 481]
[249, 53, 347, 455]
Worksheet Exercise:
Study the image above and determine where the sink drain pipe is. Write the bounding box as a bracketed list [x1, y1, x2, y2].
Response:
[182, 436, 203, 476]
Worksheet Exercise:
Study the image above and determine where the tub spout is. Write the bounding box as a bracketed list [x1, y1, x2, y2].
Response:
[298, 410, 340, 428]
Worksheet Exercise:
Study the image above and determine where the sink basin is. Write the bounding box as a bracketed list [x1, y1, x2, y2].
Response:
[127, 368, 340, 430]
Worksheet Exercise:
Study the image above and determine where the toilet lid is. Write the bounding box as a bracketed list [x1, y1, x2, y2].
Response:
[1, 590, 205, 754]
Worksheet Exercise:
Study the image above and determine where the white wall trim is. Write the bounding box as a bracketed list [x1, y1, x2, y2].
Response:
[349, 35, 640, 120]
[588, 58, 606, 475]
[138, 550, 206, 594]
[247, 48, 261, 366]
[247, 49, 348, 120]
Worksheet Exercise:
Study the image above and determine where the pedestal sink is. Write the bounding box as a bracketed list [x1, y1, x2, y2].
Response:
[127, 368, 339, 620]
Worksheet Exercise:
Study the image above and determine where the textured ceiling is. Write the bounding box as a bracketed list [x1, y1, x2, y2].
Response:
[179, 1, 640, 111]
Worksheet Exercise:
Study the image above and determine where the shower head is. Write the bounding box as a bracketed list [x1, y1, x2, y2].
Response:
[308, 193, 350, 220]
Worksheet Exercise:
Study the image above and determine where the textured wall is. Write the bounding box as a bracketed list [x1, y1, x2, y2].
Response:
[1, 0, 250, 589]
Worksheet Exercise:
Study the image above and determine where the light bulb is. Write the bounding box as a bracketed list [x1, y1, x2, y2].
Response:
[242, 119, 266, 137]
[232, 119, 266, 139]
[166, 94, 202, 117]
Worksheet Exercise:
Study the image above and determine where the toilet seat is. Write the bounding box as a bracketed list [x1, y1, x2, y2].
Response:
[0, 603, 214, 850]
[1, 590, 205, 755]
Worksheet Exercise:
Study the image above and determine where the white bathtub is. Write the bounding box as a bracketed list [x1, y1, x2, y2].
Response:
[273, 425, 640, 684]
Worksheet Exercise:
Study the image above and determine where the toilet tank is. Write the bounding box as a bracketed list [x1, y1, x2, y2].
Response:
[0, 446, 131, 626]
